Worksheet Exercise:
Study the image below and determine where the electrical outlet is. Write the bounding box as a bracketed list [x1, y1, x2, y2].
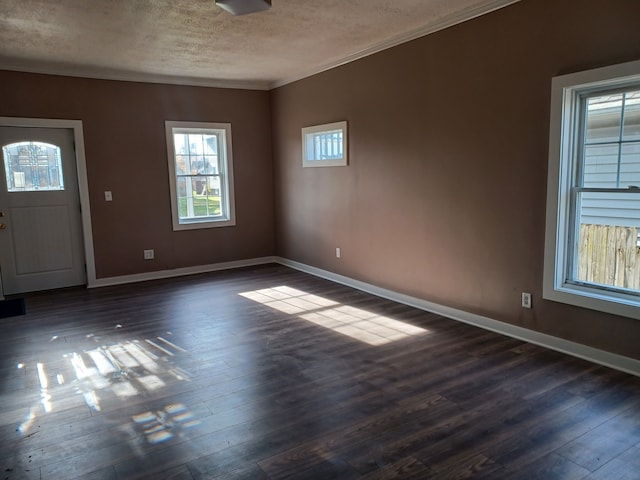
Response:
[336, 247, 341, 258]
[104, 191, 113, 201]
[522, 292, 532, 309]
[143, 249, 154, 260]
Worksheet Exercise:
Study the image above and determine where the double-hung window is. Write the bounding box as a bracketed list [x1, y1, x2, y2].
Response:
[165, 121, 235, 230]
[544, 60, 640, 318]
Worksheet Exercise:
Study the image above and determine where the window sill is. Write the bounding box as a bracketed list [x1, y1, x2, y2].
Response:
[543, 281, 640, 320]
[173, 218, 236, 231]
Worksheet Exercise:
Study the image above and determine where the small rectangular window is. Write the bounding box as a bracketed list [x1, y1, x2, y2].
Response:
[165, 121, 235, 230]
[302, 121, 348, 167]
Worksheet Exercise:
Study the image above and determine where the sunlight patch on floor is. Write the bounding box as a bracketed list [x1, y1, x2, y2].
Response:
[131, 402, 201, 445]
[17, 333, 194, 438]
[240, 286, 428, 346]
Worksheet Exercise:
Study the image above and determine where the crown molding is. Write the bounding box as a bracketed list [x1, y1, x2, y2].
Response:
[270, 0, 521, 89]
[0, 59, 271, 91]
[0, 0, 520, 91]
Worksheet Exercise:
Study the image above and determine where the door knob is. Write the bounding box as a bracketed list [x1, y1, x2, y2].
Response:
[0, 211, 4, 217]
[0, 224, 5, 229]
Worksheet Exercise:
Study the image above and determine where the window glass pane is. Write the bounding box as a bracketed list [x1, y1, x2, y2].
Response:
[575, 191, 640, 292]
[176, 177, 189, 218]
[2, 141, 65, 192]
[619, 142, 640, 188]
[175, 154, 188, 175]
[193, 175, 207, 197]
[174, 133, 188, 152]
[207, 175, 221, 197]
[203, 179, 222, 217]
[623, 91, 640, 142]
[306, 130, 343, 160]
[201, 155, 217, 174]
[187, 134, 202, 156]
[203, 134, 217, 156]
[582, 144, 620, 188]
[585, 94, 622, 144]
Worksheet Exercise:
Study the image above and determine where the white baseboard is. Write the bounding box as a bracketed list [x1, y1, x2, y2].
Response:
[86, 254, 640, 377]
[89, 256, 276, 288]
[276, 257, 640, 377]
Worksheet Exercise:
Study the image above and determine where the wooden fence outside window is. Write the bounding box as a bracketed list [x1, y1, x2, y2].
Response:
[578, 224, 640, 290]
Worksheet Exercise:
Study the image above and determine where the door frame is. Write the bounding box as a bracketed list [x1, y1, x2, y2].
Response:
[0, 117, 96, 299]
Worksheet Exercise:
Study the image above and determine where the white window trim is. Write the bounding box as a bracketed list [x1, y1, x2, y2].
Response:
[302, 121, 348, 167]
[165, 121, 236, 231]
[543, 59, 640, 319]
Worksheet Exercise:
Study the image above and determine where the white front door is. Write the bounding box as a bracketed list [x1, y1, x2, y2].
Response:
[0, 126, 86, 294]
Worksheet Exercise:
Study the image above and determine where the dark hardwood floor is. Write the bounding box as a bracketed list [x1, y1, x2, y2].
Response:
[1, 264, 639, 480]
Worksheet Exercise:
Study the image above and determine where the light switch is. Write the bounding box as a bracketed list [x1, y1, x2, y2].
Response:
[104, 191, 113, 202]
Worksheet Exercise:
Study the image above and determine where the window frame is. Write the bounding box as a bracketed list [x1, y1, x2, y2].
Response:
[301, 121, 348, 168]
[544, 59, 640, 319]
[165, 121, 236, 231]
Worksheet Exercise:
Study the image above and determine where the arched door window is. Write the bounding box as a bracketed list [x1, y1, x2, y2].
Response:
[2, 141, 65, 192]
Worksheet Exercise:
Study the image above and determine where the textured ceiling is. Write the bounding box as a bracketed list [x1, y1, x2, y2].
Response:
[0, 0, 519, 89]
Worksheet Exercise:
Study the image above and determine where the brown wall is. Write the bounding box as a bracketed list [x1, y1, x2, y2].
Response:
[271, 0, 640, 359]
[0, 72, 275, 278]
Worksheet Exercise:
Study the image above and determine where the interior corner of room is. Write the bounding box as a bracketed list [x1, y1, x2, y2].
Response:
[0, 0, 639, 374]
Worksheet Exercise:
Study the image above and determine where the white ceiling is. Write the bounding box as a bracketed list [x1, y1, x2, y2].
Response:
[0, 0, 519, 90]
